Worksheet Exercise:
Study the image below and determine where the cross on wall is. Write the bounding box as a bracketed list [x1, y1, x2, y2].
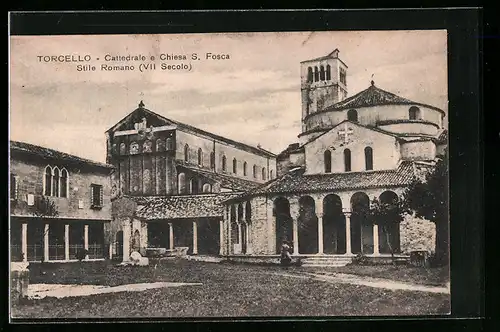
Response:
[338, 123, 354, 144]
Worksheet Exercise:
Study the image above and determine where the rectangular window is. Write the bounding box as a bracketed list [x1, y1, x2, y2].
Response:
[90, 184, 103, 209]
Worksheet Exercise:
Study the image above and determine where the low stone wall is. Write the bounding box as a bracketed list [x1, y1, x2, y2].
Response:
[226, 255, 282, 265]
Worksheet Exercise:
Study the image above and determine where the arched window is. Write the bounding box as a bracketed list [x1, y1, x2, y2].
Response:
[262, 167, 266, 180]
[143, 140, 152, 153]
[319, 65, 325, 80]
[324, 150, 332, 173]
[190, 178, 198, 194]
[60, 169, 68, 198]
[307, 67, 313, 82]
[44, 166, 52, 196]
[364, 147, 373, 171]
[314, 66, 319, 81]
[222, 155, 227, 171]
[166, 137, 174, 151]
[156, 139, 165, 152]
[184, 144, 189, 162]
[202, 183, 211, 193]
[344, 149, 352, 172]
[197, 148, 203, 166]
[409, 106, 421, 120]
[210, 151, 215, 169]
[129, 142, 139, 155]
[347, 109, 358, 122]
[253, 165, 257, 178]
[119, 143, 126, 155]
[178, 173, 186, 194]
[245, 201, 251, 222]
[243, 162, 248, 176]
[232, 158, 237, 174]
[53, 167, 60, 197]
[326, 64, 331, 80]
[270, 170, 274, 179]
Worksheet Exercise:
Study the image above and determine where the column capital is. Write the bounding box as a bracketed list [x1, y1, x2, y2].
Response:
[342, 208, 352, 216]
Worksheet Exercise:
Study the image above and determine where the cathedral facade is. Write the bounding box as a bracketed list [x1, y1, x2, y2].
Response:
[109, 48, 447, 264]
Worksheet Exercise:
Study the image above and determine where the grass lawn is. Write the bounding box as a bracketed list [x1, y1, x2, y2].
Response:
[12, 259, 450, 318]
[301, 264, 450, 286]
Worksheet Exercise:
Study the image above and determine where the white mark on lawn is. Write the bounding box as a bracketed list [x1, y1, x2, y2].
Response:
[27, 282, 203, 300]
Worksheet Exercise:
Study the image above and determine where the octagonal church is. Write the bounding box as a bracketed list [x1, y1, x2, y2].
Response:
[108, 49, 447, 265]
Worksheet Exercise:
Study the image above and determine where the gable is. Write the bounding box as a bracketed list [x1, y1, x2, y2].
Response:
[108, 107, 175, 134]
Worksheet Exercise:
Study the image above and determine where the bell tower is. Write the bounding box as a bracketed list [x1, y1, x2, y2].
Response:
[300, 49, 348, 133]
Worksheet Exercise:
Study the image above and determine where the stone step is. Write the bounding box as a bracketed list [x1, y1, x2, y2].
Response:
[301, 263, 351, 267]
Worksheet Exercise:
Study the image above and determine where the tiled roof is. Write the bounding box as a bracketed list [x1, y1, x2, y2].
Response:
[132, 192, 241, 220]
[178, 163, 261, 191]
[107, 105, 276, 157]
[321, 83, 445, 114]
[277, 143, 305, 159]
[10, 140, 113, 169]
[228, 161, 417, 201]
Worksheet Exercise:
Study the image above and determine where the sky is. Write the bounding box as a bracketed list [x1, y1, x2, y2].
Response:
[10, 30, 448, 163]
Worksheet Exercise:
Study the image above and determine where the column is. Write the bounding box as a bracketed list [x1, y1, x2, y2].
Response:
[227, 206, 233, 255]
[122, 221, 131, 262]
[373, 224, 380, 256]
[246, 223, 252, 254]
[21, 223, 27, 263]
[43, 223, 49, 262]
[344, 211, 352, 255]
[219, 219, 224, 256]
[168, 223, 174, 250]
[315, 198, 324, 255]
[290, 198, 300, 255]
[192, 221, 198, 255]
[64, 224, 70, 261]
[267, 200, 274, 253]
[84, 224, 89, 260]
[237, 223, 242, 253]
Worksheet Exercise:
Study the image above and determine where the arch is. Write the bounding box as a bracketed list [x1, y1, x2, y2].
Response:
[232, 158, 237, 174]
[262, 167, 266, 180]
[112, 143, 118, 155]
[243, 161, 248, 176]
[184, 144, 189, 162]
[156, 139, 165, 152]
[53, 167, 60, 197]
[326, 64, 331, 80]
[314, 66, 319, 82]
[378, 190, 401, 254]
[143, 140, 153, 153]
[230, 205, 239, 250]
[202, 183, 212, 193]
[270, 170, 274, 179]
[347, 109, 358, 122]
[166, 137, 174, 151]
[298, 196, 318, 254]
[189, 178, 197, 194]
[210, 151, 215, 169]
[253, 165, 257, 178]
[307, 67, 313, 82]
[324, 150, 332, 173]
[221, 155, 227, 171]
[177, 173, 186, 194]
[197, 148, 203, 166]
[274, 196, 292, 254]
[237, 203, 244, 222]
[344, 149, 352, 172]
[319, 65, 325, 80]
[245, 201, 251, 222]
[350, 192, 371, 254]
[60, 168, 68, 198]
[44, 166, 52, 196]
[409, 106, 421, 120]
[323, 194, 346, 254]
[132, 229, 141, 251]
[119, 142, 126, 155]
[364, 146, 374, 170]
[130, 141, 139, 155]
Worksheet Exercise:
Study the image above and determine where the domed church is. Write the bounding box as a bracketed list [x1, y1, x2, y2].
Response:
[222, 49, 447, 264]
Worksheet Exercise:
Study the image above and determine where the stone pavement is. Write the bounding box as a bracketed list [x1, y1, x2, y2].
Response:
[266, 270, 450, 294]
[27, 282, 203, 300]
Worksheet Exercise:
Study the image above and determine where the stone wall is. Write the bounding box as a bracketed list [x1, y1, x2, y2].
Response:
[400, 140, 437, 161]
[400, 214, 436, 254]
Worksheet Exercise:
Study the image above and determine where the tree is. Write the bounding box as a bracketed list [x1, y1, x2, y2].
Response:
[31, 196, 59, 262]
[368, 196, 405, 264]
[402, 152, 449, 266]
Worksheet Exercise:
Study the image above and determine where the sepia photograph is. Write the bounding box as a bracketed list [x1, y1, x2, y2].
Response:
[9, 29, 450, 319]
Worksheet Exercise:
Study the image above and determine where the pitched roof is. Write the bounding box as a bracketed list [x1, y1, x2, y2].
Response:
[106, 104, 276, 158]
[10, 140, 113, 169]
[132, 192, 241, 220]
[321, 82, 445, 114]
[178, 163, 261, 191]
[227, 161, 417, 201]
